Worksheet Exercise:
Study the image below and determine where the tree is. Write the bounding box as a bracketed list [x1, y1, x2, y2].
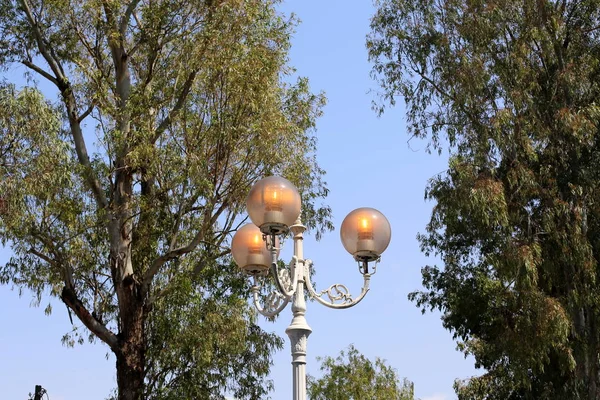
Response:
[368, 0, 600, 398]
[0, 1, 331, 399]
[307, 344, 414, 400]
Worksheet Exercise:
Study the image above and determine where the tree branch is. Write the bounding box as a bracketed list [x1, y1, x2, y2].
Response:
[142, 185, 234, 297]
[28, 244, 116, 349]
[19, 0, 109, 210]
[21, 60, 59, 86]
[61, 286, 119, 352]
[120, 0, 142, 35]
[77, 101, 96, 123]
[142, 227, 206, 286]
[28, 247, 57, 265]
[66, 98, 109, 209]
[152, 70, 198, 143]
[18, 0, 65, 84]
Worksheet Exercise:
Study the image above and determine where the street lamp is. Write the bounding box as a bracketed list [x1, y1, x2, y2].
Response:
[231, 176, 391, 400]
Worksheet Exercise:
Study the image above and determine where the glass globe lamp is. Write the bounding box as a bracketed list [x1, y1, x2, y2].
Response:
[340, 207, 391, 262]
[231, 223, 279, 275]
[246, 176, 301, 235]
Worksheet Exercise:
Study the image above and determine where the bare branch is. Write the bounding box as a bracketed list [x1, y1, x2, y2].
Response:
[143, 183, 236, 296]
[120, 0, 142, 35]
[61, 286, 119, 351]
[28, 247, 57, 265]
[142, 188, 231, 290]
[77, 101, 96, 123]
[18, 0, 65, 84]
[21, 60, 59, 86]
[29, 240, 95, 341]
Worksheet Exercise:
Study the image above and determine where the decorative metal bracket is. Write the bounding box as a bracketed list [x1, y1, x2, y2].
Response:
[304, 260, 371, 309]
[270, 253, 299, 300]
[359, 258, 379, 275]
[251, 255, 303, 318]
[251, 277, 291, 318]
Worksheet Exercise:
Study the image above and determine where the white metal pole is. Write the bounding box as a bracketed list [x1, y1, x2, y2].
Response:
[286, 218, 312, 400]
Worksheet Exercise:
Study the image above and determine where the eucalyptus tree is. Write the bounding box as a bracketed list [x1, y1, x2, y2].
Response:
[369, 0, 600, 398]
[307, 345, 414, 400]
[0, 1, 331, 399]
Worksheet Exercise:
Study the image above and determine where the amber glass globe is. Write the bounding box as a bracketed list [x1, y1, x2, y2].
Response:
[231, 224, 279, 275]
[246, 176, 301, 235]
[340, 207, 391, 262]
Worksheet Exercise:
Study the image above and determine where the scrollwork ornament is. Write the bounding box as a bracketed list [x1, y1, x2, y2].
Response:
[278, 267, 292, 292]
[264, 291, 286, 314]
[319, 284, 352, 305]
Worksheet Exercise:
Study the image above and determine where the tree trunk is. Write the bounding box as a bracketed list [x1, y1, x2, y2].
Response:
[116, 284, 145, 400]
[588, 310, 599, 400]
[116, 344, 145, 400]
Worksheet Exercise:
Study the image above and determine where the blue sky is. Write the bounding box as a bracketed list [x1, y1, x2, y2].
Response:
[0, 1, 479, 399]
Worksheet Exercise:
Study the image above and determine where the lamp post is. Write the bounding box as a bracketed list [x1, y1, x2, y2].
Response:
[231, 176, 391, 400]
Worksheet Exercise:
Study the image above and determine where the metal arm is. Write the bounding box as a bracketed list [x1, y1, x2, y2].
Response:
[251, 277, 291, 318]
[269, 246, 299, 300]
[250, 251, 300, 318]
[303, 260, 371, 309]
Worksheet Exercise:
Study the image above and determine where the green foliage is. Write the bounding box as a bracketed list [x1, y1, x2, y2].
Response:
[0, 0, 331, 398]
[0, 83, 78, 299]
[369, 0, 600, 398]
[307, 345, 414, 400]
[144, 261, 284, 400]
